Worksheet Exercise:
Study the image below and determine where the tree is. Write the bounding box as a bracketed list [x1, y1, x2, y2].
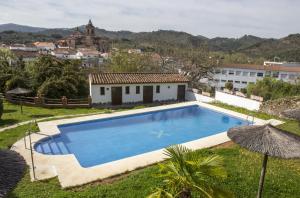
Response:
[148, 145, 232, 198]
[225, 82, 233, 91]
[26, 56, 88, 98]
[107, 51, 161, 72]
[173, 48, 217, 88]
[0, 94, 3, 119]
[0, 48, 16, 92]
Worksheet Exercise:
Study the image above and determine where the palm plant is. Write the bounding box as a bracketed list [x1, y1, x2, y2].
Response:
[148, 145, 232, 198]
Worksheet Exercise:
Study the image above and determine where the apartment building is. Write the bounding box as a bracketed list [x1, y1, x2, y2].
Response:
[209, 63, 300, 90]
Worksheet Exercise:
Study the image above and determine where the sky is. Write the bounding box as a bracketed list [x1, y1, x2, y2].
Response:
[0, 0, 299, 38]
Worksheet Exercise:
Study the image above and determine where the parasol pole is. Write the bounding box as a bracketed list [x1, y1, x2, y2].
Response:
[257, 153, 268, 198]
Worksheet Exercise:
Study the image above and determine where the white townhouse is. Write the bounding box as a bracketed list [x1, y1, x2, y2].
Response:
[76, 48, 102, 67]
[210, 63, 300, 91]
[89, 73, 189, 105]
[33, 42, 56, 51]
[51, 48, 78, 59]
[9, 44, 38, 51]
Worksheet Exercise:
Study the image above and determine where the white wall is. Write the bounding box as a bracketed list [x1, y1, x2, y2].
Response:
[186, 91, 215, 103]
[215, 91, 261, 111]
[90, 83, 188, 104]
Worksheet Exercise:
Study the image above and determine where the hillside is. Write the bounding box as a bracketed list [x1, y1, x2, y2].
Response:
[1, 23, 300, 61]
[239, 34, 300, 61]
[0, 23, 46, 33]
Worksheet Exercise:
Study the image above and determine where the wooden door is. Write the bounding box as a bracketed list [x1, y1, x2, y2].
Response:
[177, 85, 186, 101]
[111, 87, 122, 105]
[143, 86, 153, 103]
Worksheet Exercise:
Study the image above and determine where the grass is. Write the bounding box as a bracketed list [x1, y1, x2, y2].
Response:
[0, 101, 299, 198]
[0, 101, 106, 128]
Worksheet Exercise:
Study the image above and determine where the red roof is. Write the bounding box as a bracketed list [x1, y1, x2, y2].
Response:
[90, 73, 189, 85]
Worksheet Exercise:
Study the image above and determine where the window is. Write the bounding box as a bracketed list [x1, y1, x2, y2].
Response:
[228, 70, 234, 75]
[228, 80, 233, 83]
[221, 70, 227, 75]
[136, 86, 140, 94]
[214, 79, 220, 82]
[250, 72, 256, 77]
[235, 81, 240, 84]
[242, 81, 247, 84]
[280, 74, 288, 79]
[242, 71, 249, 76]
[257, 72, 264, 77]
[289, 74, 296, 80]
[125, 86, 130, 94]
[215, 69, 221, 74]
[156, 85, 160, 93]
[100, 87, 105, 95]
[272, 72, 279, 78]
[265, 71, 271, 77]
[236, 71, 242, 76]
[221, 80, 226, 82]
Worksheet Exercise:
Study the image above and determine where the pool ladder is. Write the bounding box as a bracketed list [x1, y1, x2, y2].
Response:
[246, 114, 254, 125]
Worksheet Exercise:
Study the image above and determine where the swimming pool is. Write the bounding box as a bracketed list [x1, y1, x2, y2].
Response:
[35, 105, 249, 168]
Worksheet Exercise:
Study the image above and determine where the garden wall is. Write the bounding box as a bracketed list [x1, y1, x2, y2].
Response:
[185, 91, 215, 103]
[215, 91, 261, 111]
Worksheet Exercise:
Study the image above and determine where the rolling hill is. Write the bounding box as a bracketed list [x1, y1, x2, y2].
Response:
[1, 23, 300, 61]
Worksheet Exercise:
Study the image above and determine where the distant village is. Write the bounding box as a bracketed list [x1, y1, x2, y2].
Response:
[0, 20, 142, 68]
[1, 20, 300, 92]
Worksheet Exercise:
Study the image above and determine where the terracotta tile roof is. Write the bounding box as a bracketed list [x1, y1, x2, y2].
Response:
[11, 50, 39, 58]
[90, 73, 189, 85]
[219, 63, 300, 73]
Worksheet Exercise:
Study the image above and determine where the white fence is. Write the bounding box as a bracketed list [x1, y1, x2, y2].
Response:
[186, 91, 215, 103]
[215, 91, 261, 111]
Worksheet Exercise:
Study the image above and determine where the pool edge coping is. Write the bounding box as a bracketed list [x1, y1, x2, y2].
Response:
[11, 101, 283, 188]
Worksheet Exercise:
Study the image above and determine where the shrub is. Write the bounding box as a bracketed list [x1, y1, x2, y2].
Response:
[225, 82, 233, 91]
[240, 88, 247, 94]
[246, 77, 300, 100]
[0, 94, 3, 119]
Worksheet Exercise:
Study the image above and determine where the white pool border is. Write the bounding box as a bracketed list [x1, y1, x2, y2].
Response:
[12, 101, 283, 188]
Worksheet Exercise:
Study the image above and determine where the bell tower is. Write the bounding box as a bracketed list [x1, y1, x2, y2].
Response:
[85, 19, 95, 37]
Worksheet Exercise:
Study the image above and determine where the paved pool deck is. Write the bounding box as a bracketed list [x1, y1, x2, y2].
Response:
[11, 101, 283, 188]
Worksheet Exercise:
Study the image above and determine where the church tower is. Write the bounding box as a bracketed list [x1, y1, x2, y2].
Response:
[85, 19, 95, 37]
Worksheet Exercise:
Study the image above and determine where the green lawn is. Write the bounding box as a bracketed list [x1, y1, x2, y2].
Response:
[0, 101, 107, 128]
[0, 102, 299, 198]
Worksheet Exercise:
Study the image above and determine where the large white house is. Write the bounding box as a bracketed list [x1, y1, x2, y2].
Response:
[209, 63, 300, 90]
[89, 73, 189, 105]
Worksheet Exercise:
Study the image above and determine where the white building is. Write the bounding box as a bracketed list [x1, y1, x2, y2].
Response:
[9, 44, 38, 51]
[76, 48, 102, 67]
[89, 73, 189, 105]
[209, 63, 300, 90]
[51, 48, 78, 59]
[33, 42, 56, 51]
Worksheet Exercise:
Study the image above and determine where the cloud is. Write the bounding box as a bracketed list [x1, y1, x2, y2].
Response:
[0, 0, 299, 38]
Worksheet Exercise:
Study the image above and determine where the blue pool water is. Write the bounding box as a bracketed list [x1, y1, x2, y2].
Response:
[35, 105, 248, 168]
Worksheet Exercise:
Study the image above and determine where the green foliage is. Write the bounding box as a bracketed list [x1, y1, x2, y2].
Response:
[225, 82, 233, 91]
[0, 94, 3, 119]
[149, 145, 231, 198]
[246, 78, 300, 100]
[5, 75, 29, 91]
[240, 88, 247, 94]
[107, 51, 161, 72]
[0, 53, 88, 98]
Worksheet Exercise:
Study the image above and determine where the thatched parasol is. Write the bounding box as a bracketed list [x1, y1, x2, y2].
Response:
[281, 108, 300, 121]
[6, 87, 32, 114]
[0, 149, 26, 197]
[228, 124, 300, 198]
[6, 87, 32, 95]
